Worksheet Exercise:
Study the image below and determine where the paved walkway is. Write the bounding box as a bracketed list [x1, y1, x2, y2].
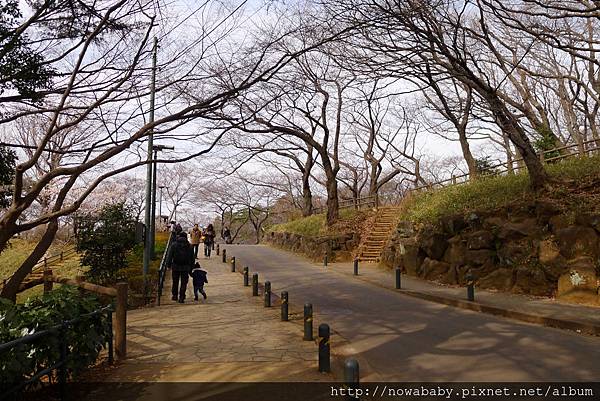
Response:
[328, 260, 600, 334]
[91, 256, 332, 384]
[222, 245, 600, 382]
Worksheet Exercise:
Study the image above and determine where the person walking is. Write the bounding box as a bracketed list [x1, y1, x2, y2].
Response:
[167, 232, 194, 303]
[190, 262, 208, 302]
[204, 224, 215, 258]
[223, 226, 231, 244]
[190, 223, 202, 258]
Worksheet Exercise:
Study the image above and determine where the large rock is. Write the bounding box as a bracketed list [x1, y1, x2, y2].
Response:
[497, 219, 540, 240]
[440, 214, 468, 236]
[575, 213, 600, 234]
[397, 238, 425, 276]
[465, 249, 495, 266]
[441, 265, 458, 284]
[507, 203, 535, 221]
[555, 226, 599, 259]
[483, 217, 505, 231]
[467, 230, 495, 250]
[549, 215, 569, 234]
[418, 231, 448, 260]
[396, 221, 415, 238]
[557, 257, 599, 304]
[477, 268, 514, 291]
[497, 239, 538, 267]
[535, 200, 561, 226]
[442, 236, 467, 266]
[538, 239, 561, 265]
[421, 258, 451, 281]
[513, 266, 551, 296]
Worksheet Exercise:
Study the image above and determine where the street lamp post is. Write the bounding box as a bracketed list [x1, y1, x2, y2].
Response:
[150, 145, 173, 259]
[158, 185, 166, 231]
[142, 37, 158, 304]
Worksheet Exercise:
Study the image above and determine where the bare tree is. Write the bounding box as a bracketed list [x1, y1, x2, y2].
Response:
[0, 0, 343, 300]
[323, 0, 550, 189]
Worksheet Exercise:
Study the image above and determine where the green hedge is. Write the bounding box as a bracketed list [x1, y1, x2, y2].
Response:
[0, 287, 109, 393]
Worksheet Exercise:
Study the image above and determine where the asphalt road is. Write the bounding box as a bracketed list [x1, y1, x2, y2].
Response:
[215, 244, 600, 382]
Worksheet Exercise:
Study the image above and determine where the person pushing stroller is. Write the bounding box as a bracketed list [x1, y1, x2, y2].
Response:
[190, 262, 208, 302]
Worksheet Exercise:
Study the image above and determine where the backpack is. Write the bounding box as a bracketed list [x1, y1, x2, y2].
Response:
[172, 241, 189, 266]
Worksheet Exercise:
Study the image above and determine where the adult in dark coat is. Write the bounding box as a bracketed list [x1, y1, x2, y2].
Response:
[167, 232, 194, 303]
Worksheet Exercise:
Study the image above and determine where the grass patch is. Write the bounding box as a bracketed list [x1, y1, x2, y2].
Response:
[269, 208, 371, 236]
[121, 231, 170, 295]
[402, 154, 600, 224]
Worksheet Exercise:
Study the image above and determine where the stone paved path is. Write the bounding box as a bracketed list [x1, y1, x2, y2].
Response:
[96, 256, 333, 383]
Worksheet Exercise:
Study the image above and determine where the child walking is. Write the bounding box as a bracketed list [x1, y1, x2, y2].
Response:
[190, 262, 208, 301]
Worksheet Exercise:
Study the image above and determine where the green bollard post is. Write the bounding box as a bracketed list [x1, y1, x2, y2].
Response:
[281, 291, 288, 321]
[466, 271, 475, 301]
[344, 358, 360, 394]
[264, 281, 271, 307]
[318, 323, 331, 373]
[303, 303, 313, 341]
[243, 267, 249, 286]
[252, 273, 259, 296]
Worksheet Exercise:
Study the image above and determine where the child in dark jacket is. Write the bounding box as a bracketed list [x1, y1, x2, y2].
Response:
[190, 262, 208, 301]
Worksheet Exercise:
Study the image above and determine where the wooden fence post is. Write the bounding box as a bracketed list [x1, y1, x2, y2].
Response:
[115, 282, 128, 360]
[43, 268, 53, 294]
[539, 152, 545, 163]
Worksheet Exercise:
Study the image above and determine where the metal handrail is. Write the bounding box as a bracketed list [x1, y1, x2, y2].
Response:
[156, 232, 175, 306]
[0, 305, 113, 401]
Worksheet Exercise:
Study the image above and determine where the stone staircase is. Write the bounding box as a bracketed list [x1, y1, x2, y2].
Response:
[356, 207, 401, 262]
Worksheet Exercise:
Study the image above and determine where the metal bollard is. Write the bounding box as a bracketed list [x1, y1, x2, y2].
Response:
[230, 256, 236, 272]
[323, 255, 328, 267]
[466, 271, 475, 301]
[216, 244, 220, 255]
[395, 267, 401, 289]
[353, 258, 359, 276]
[281, 291, 288, 321]
[303, 303, 313, 341]
[252, 273, 259, 296]
[222, 249, 227, 263]
[318, 323, 331, 373]
[344, 358, 360, 392]
[243, 267, 249, 286]
[264, 281, 271, 307]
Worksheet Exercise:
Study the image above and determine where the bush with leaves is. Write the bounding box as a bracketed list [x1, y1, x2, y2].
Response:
[75, 202, 137, 285]
[0, 286, 109, 394]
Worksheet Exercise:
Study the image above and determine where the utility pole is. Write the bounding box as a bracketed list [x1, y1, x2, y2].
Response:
[158, 185, 166, 231]
[150, 144, 173, 259]
[143, 37, 158, 303]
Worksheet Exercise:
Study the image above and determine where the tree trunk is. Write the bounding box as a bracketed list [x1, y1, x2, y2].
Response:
[458, 129, 477, 180]
[325, 173, 339, 226]
[487, 97, 549, 189]
[1, 219, 59, 302]
[301, 168, 313, 217]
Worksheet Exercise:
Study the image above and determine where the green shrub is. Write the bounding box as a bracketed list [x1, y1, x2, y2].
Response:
[0, 287, 109, 393]
[75, 202, 137, 285]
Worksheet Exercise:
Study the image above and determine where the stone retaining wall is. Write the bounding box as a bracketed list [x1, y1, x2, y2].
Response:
[265, 231, 360, 262]
[381, 200, 600, 304]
